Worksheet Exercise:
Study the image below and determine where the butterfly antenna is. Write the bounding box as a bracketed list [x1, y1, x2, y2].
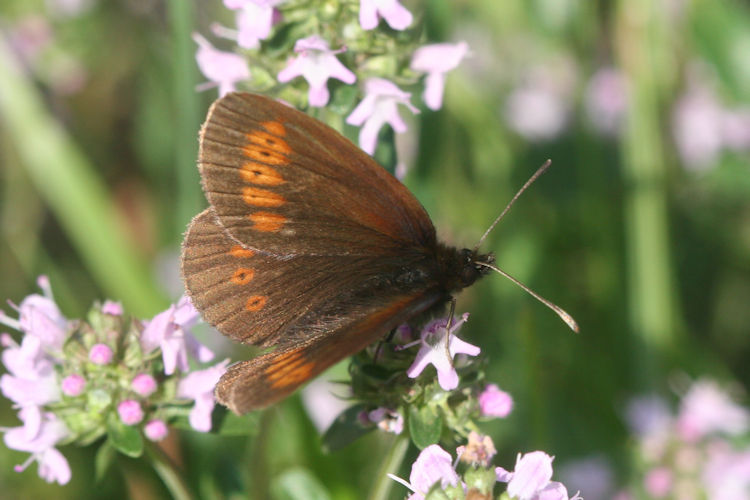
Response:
[475, 261, 579, 333]
[473, 159, 553, 252]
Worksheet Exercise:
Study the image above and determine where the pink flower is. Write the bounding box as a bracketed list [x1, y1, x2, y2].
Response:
[346, 78, 418, 155]
[478, 383, 513, 418]
[101, 300, 123, 316]
[388, 444, 461, 500]
[702, 441, 750, 500]
[141, 295, 214, 375]
[131, 374, 158, 397]
[224, 0, 283, 49]
[88, 343, 113, 365]
[0, 275, 67, 351]
[177, 359, 229, 432]
[406, 313, 479, 391]
[496, 451, 581, 500]
[60, 374, 86, 397]
[359, 0, 413, 31]
[193, 33, 250, 96]
[117, 400, 144, 425]
[410, 41, 469, 110]
[144, 419, 169, 442]
[3, 409, 71, 485]
[676, 379, 749, 442]
[277, 35, 356, 107]
[644, 467, 672, 498]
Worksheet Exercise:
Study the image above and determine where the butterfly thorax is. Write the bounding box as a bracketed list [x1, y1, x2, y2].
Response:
[435, 243, 495, 294]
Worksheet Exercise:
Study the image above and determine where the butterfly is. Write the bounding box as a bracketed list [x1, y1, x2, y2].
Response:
[181, 92, 576, 414]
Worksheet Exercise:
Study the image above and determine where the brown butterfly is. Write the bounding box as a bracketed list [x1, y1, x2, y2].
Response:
[181, 92, 577, 414]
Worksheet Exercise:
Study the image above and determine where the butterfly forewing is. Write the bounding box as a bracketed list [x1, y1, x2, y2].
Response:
[198, 93, 436, 257]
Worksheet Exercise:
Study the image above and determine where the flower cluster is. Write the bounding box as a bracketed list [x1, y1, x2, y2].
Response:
[390, 433, 580, 500]
[0, 277, 228, 484]
[619, 378, 750, 498]
[194, 0, 469, 165]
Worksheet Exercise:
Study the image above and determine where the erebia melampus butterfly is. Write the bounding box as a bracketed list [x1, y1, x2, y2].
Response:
[181, 92, 578, 414]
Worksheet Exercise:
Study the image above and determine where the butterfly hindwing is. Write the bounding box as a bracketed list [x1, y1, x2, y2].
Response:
[215, 290, 440, 413]
[198, 92, 436, 257]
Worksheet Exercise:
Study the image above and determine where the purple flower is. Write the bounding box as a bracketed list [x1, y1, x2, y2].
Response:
[672, 86, 724, 171]
[346, 78, 418, 155]
[478, 383, 513, 418]
[222, 0, 283, 49]
[144, 419, 169, 442]
[410, 41, 469, 110]
[388, 444, 461, 500]
[60, 374, 86, 397]
[406, 313, 479, 391]
[193, 33, 250, 96]
[277, 35, 356, 107]
[3, 409, 71, 485]
[456, 431, 496, 467]
[359, 0, 413, 31]
[88, 343, 113, 365]
[131, 373, 157, 397]
[558, 456, 615, 500]
[496, 451, 581, 500]
[101, 300, 123, 316]
[117, 400, 144, 425]
[177, 359, 229, 432]
[676, 379, 749, 442]
[141, 295, 214, 375]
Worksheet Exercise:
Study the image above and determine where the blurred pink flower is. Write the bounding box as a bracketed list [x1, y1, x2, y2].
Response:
[177, 359, 229, 432]
[117, 400, 144, 425]
[3, 409, 71, 485]
[388, 444, 460, 500]
[301, 376, 350, 432]
[141, 295, 214, 375]
[410, 41, 469, 110]
[101, 300, 123, 316]
[559, 456, 615, 500]
[702, 441, 750, 500]
[496, 451, 581, 500]
[0, 276, 67, 352]
[144, 419, 169, 442]
[88, 343, 113, 365]
[131, 373, 157, 397]
[676, 379, 749, 442]
[406, 313, 479, 391]
[359, 0, 413, 31]
[672, 87, 724, 171]
[222, 0, 283, 49]
[584, 67, 628, 136]
[277, 35, 356, 107]
[346, 78, 418, 154]
[60, 374, 86, 397]
[193, 33, 250, 96]
[720, 108, 750, 151]
[478, 383, 513, 418]
[644, 466, 672, 498]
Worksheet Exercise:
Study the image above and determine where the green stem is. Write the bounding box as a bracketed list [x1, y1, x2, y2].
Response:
[146, 442, 195, 500]
[0, 35, 166, 316]
[367, 434, 410, 500]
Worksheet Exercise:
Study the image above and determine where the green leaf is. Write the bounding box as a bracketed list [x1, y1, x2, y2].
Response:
[270, 467, 331, 500]
[94, 440, 116, 482]
[408, 405, 443, 450]
[321, 404, 373, 453]
[107, 416, 144, 458]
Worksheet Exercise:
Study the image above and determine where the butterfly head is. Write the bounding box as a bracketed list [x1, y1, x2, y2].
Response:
[457, 248, 495, 289]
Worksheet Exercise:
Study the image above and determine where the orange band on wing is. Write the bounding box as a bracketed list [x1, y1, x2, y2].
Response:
[242, 186, 286, 207]
[248, 212, 287, 232]
[245, 295, 267, 311]
[231, 268, 255, 284]
[265, 349, 316, 389]
[229, 245, 255, 258]
[261, 120, 286, 137]
[239, 162, 285, 186]
[246, 130, 292, 155]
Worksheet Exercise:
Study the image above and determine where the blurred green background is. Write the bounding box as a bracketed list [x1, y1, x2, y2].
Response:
[1, 0, 749, 498]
